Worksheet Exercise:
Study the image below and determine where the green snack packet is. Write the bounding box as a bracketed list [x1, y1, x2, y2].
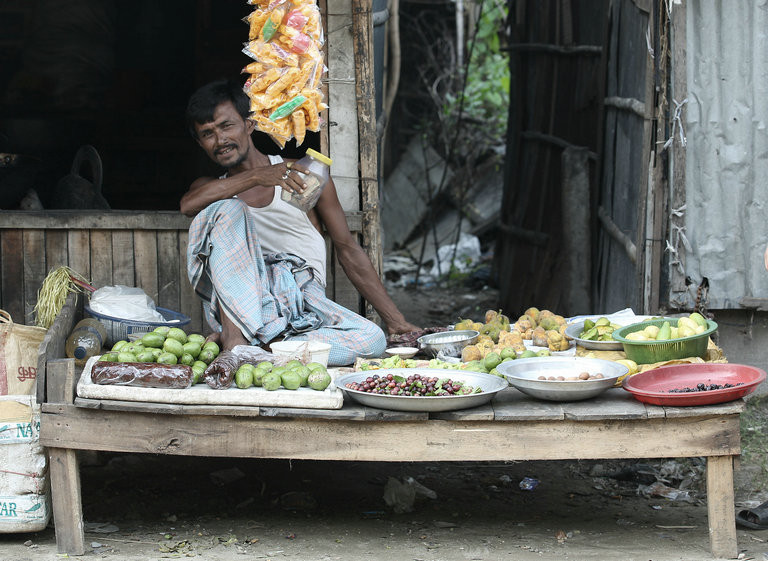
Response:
[269, 95, 307, 121]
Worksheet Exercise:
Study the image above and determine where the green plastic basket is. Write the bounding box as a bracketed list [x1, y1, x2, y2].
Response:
[611, 318, 718, 364]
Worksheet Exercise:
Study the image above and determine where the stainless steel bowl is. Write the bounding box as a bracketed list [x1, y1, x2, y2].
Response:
[335, 368, 507, 412]
[417, 330, 479, 359]
[496, 357, 628, 402]
[564, 321, 623, 351]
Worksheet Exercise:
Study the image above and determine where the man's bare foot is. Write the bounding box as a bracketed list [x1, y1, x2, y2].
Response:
[220, 309, 249, 351]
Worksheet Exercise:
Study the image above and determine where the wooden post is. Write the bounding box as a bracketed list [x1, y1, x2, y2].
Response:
[45, 358, 85, 556]
[352, 0, 382, 318]
[37, 293, 78, 404]
[706, 455, 738, 559]
[561, 147, 592, 315]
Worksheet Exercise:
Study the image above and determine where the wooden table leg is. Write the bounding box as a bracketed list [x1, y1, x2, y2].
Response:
[49, 447, 85, 556]
[707, 455, 738, 559]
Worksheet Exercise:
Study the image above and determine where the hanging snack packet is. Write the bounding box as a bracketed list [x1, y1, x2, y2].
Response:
[241, 0, 327, 147]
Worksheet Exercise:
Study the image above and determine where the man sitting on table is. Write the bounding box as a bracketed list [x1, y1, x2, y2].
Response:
[180, 79, 418, 366]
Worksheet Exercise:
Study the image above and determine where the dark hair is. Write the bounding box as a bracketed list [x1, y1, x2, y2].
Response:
[186, 79, 251, 138]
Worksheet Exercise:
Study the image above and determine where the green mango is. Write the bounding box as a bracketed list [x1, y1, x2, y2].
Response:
[140, 332, 165, 348]
[235, 364, 254, 389]
[656, 321, 672, 341]
[689, 312, 708, 328]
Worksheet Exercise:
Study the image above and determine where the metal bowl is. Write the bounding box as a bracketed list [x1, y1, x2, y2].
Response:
[564, 321, 623, 351]
[496, 357, 628, 402]
[417, 330, 479, 359]
[335, 368, 507, 412]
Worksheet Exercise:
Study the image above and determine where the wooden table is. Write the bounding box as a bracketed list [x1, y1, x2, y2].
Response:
[39, 358, 743, 558]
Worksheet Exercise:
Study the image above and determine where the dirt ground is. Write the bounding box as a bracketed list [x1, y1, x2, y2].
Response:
[4, 286, 768, 561]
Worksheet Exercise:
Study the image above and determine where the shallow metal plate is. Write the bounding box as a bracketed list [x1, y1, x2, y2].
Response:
[417, 330, 479, 359]
[335, 368, 507, 412]
[564, 321, 624, 351]
[496, 357, 628, 402]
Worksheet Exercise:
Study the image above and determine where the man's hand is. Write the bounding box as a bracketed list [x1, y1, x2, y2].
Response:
[281, 161, 309, 195]
[386, 319, 421, 336]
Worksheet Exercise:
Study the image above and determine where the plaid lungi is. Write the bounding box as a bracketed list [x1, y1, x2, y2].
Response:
[187, 198, 386, 366]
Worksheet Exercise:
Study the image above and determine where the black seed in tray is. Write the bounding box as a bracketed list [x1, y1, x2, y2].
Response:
[667, 382, 744, 393]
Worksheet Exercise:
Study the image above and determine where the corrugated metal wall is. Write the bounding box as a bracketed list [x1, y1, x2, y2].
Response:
[668, 1, 768, 311]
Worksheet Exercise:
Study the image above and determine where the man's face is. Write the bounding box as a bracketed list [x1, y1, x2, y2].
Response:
[194, 101, 255, 169]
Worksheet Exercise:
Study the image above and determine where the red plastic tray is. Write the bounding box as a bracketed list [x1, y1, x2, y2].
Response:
[622, 363, 766, 406]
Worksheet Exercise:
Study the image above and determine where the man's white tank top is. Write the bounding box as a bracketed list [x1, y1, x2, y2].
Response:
[244, 154, 327, 285]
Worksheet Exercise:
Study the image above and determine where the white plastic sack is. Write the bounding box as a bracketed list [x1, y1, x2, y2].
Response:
[429, 233, 482, 277]
[88, 285, 165, 322]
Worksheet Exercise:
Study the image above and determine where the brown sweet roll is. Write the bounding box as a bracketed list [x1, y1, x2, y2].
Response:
[91, 362, 193, 389]
[203, 350, 244, 389]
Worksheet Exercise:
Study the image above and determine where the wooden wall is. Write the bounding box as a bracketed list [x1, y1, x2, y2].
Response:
[0, 210, 363, 333]
[496, 1, 607, 317]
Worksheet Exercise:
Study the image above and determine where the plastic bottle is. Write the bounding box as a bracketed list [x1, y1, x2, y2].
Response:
[65, 318, 108, 366]
[281, 148, 332, 211]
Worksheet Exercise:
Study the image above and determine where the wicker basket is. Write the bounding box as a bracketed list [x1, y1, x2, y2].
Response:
[611, 318, 718, 364]
[84, 304, 191, 346]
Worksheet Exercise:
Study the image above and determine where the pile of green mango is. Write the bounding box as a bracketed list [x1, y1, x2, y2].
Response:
[98, 327, 220, 384]
[234, 359, 331, 391]
[579, 317, 622, 341]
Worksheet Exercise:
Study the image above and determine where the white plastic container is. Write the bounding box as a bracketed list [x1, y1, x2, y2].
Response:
[280, 148, 332, 211]
[269, 340, 332, 367]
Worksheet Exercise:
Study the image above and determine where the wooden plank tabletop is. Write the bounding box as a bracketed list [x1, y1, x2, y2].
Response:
[69, 387, 746, 422]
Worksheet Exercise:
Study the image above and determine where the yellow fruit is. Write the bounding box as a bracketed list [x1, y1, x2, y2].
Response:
[614, 359, 639, 386]
[454, 318, 474, 331]
[643, 325, 660, 338]
[626, 332, 648, 341]
[677, 317, 698, 332]
[461, 345, 482, 362]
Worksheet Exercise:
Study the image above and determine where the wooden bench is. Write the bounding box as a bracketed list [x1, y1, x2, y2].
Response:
[37, 297, 743, 559]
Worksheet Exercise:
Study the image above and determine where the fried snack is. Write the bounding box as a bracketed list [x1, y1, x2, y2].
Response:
[261, 5, 287, 41]
[247, 9, 270, 40]
[243, 61, 267, 75]
[248, 66, 284, 92]
[250, 92, 288, 111]
[286, 58, 316, 97]
[300, 96, 320, 130]
[243, 0, 327, 144]
[292, 109, 306, 145]
[265, 67, 300, 97]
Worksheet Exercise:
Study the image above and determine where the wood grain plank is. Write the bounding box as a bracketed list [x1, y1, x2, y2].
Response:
[156, 231, 180, 310]
[48, 448, 85, 555]
[111, 230, 135, 286]
[37, 294, 78, 404]
[0, 210, 192, 230]
[133, 230, 159, 303]
[39, 408, 740, 460]
[492, 388, 565, 421]
[662, 400, 745, 418]
[706, 455, 737, 559]
[0, 230, 25, 322]
[561, 389, 648, 421]
[44, 230, 68, 272]
[22, 229, 46, 324]
[66, 230, 91, 281]
[260, 405, 365, 420]
[432, 402, 495, 421]
[89, 230, 113, 290]
[0, 210, 360, 232]
[72, 398, 263, 417]
[176, 229, 204, 334]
